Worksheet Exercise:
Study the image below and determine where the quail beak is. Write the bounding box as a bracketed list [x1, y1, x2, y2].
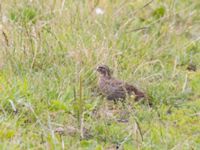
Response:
[96, 67, 100, 72]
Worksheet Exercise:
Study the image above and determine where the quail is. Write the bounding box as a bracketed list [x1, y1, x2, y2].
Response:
[96, 65, 146, 101]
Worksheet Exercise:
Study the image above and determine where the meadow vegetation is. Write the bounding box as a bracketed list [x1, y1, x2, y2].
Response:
[0, 0, 200, 149]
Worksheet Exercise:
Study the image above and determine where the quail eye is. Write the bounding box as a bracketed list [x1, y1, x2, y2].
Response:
[99, 67, 105, 71]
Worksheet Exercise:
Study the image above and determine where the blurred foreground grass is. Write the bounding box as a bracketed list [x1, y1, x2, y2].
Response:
[0, 0, 200, 149]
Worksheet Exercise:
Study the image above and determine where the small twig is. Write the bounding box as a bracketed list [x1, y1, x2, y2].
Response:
[133, 117, 144, 141]
[182, 74, 188, 93]
[141, 0, 154, 9]
[60, 0, 66, 15]
[125, 26, 149, 33]
[73, 86, 76, 101]
[9, 100, 17, 113]
[61, 135, 65, 150]
[2, 31, 9, 46]
[78, 75, 85, 139]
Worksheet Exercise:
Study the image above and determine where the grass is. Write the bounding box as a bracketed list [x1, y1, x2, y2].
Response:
[0, 0, 200, 149]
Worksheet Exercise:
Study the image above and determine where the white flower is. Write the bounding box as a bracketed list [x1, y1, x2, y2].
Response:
[95, 7, 104, 15]
[2, 15, 8, 23]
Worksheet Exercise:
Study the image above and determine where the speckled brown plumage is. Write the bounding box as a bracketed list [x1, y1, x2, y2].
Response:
[96, 65, 146, 101]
